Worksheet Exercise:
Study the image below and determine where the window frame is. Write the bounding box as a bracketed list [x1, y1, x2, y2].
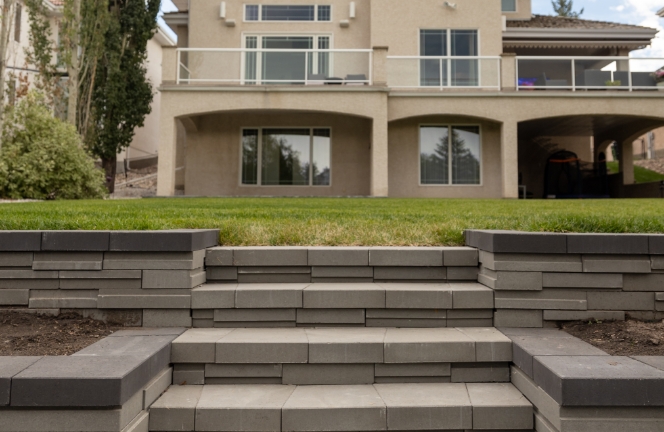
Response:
[501, 0, 518, 13]
[239, 127, 333, 187]
[418, 28, 481, 88]
[244, 4, 333, 22]
[418, 123, 483, 187]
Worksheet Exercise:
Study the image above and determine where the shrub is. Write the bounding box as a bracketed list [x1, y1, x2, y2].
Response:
[0, 92, 107, 200]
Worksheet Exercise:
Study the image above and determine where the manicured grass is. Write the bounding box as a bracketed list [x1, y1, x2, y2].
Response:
[0, 198, 663, 246]
[607, 162, 664, 184]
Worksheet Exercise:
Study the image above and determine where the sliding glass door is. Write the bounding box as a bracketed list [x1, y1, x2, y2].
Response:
[420, 30, 478, 87]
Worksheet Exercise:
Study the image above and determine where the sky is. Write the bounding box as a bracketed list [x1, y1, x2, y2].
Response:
[159, 0, 664, 58]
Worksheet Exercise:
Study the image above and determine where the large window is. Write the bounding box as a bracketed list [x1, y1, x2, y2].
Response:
[420, 126, 481, 185]
[502, 0, 517, 12]
[420, 29, 479, 87]
[245, 5, 332, 21]
[242, 128, 331, 186]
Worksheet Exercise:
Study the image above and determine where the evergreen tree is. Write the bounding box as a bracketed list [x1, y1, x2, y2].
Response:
[88, 0, 159, 192]
[551, 0, 584, 18]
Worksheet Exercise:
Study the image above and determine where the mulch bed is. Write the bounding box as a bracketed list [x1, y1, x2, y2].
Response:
[561, 319, 664, 356]
[0, 310, 125, 356]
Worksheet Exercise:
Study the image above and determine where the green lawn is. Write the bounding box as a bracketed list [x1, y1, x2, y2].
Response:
[607, 162, 664, 183]
[0, 198, 663, 246]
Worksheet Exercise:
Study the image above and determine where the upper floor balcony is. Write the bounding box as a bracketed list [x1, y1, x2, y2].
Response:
[163, 47, 664, 94]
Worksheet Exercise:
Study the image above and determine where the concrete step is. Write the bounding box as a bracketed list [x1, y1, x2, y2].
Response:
[170, 327, 512, 385]
[149, 383, 534, 432]
[191, 282, 494, 328]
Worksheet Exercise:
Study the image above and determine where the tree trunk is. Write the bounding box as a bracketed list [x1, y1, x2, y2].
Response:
[0, 0, 16, 142]
[66, 0, 81, 126]
[102, 155, 117, 193]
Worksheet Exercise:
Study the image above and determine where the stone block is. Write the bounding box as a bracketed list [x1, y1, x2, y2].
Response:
[381, 283, 453, 309]
[624, 274, 664, 292]
[447, 283, 494, 309]
[42, 231, 110, 251]
[109, 230, 218, 252]
[446, 266, 478, 280]
[494, 310, 543, 328]
[0, 289, 29, 305]
[205, 363, 283, 378]
[534, 355, 664, 406]
[205, 267, 238, 280]
[383, 328, 475, 363]
[297, 309, 365, 324]
[366, 318, 447, 328]
[543, 310, 625, 321]
[204, 377, 282, 384]
[193, 319, 214, 328]
[509, 334, 608, 378]
[443, 247, 479, 267]
[447, 318, 493, 327]
[233, 247, 308, 266]
[192, 310, 213, 319]
[236, 283, 305, 308]
[543, 272, 623, 289]
[306, 328, 386, 363]
[456, 327, 512, 362]
[466, 383, 534, 430]
[283, 364, 374, 385]
[60, 279, 142, 290]
[374, 267, 446, 281]
[67, 309, 143, 326]
[479, 268, 543, 291]
[214, 308, 296, 322]
[0, 279, 59, 289]
[495, 290, 587, 311]
[104, 250, 205, 270]
[142, 269, 206, 289]
[123, 410, 149, 432]
[465, 230, 567, 254]
[587, 291, 655, 311]
[142, 309, 191, 327]
[303, 284, 385, 308]
[374, 383, 472, 430]
[216, 328, 308, 363]
[0, 231, 42, 251]
[214, 321, 296, 328]
[173, 364, 204, 385]
[238, 266, 311, 274]
[369, 248, 443, 267]
[450, 363, 510, 382]
[374, 363, 451, 377]
[196, 384, 295, 432]
[282, 385, 387, 432]
[237, 273, 311, 284]
[567, 233, 650, 255]
[29, 289, 98, 309]
[108, 328, 186, 337]
[60, 269, 141, 279]
[149, 385, 202, 431]
[366, 309, 446, 319]
[658, 292, 664, 301]
[652, 256, 664, 270]
[447, 309, 493, 319]
[0, 269, 58, 279]
[171, 329, 234, 363]
[143, 367, 173, 409]
[308, 247, 370, 266]
[510, 366, 563, 431]
[191, 284, 235, 309]
[0, 356, 42, 406]
[205, 247, 233, 266]
[98, 289, 191, 309]
[374, 376, 451, 383]
[0, 252, 33, 267]
[311, 277, 374, 283]
[311, 267, 374, 278]
[582, 255, 652, 273]
[33, 252, 103, 270]
[480, 251, 583, 272]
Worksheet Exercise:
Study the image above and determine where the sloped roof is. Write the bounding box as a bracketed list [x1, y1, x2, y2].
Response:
[508, 14, 654, 31]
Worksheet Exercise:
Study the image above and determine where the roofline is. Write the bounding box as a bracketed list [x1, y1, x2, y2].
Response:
[658, 7, 664, 17]
[503, 27, 658, 42]
[163, 12, 189, 27]
[154, 25, 177, 47]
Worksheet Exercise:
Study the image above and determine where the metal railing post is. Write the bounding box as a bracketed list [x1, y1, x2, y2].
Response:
[571, 59, 576, 91]
[176, 49, 181, 84]
[439, 58, 443, 91]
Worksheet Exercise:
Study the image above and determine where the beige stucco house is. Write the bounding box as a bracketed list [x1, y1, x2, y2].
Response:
[159, 0, 663, 198]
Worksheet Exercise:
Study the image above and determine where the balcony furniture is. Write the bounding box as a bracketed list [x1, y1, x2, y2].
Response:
[582, 70, 612, 88]
[534, 73, 567, 89]
[324, 77, 343, 85]
[632, 72, 657, 88]
[306, 74, 327, 85]
[345, 74, 368, 85]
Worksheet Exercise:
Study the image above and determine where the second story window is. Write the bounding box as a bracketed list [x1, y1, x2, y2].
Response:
[501, 0, 517, 12]
[245, 4, 332, 22]
[420, 29, 479, 87]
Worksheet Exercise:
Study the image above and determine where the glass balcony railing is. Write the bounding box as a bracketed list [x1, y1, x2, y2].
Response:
[386, 56, 502, 90]
[176, 48, 373, 86]
[516, 56, 664, 91]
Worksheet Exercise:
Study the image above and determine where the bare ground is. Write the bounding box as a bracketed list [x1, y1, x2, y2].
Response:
[0, 310, 126, 356]
[636, 158, 664, 176]
[561, 319, 664, 356]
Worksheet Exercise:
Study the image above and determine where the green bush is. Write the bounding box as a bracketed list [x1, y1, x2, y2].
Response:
[0, 92, 106, 200]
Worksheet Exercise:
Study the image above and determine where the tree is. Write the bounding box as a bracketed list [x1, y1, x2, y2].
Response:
[0, 0, 17, 140]
[551, 0, 584, 18]
[88, 0, 159, 192]
[24, 0, 60, 108]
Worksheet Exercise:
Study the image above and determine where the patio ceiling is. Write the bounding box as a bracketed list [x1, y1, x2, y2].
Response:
[518, 115, 664, 142]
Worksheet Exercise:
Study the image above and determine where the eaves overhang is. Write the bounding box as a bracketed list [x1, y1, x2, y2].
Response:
[503, 27, 657, 50]
[163, 12, 189, 27]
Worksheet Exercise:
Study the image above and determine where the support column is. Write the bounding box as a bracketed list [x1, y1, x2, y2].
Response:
[157, 116, 177, 196]
[371, 102, 389, 197]
[501, 121, 519, 198]
[500, 53, 517, 92]
[620, 140, 635, 185]
[372, 46, 388, 86]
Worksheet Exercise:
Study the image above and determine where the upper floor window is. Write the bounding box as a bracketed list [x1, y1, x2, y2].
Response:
[420, 29, 479, 87]
[501, 0, 517, 12]
[245, 4, 332, 22]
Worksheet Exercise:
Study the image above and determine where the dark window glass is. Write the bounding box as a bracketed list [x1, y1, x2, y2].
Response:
[502, 0, 517, 12]
[451, 126, 481, 184]
[262, 129, 311, 185]
[242, 130, 259, 185]
[262, 5, 315, 21]
[451, 30, 478, 86]
[317, 5, 331, 21]
[312, 129, 331, 185]
[420, 126, 449, 184]
[245, 5, 259, 20]
[420, 30, 447, 87]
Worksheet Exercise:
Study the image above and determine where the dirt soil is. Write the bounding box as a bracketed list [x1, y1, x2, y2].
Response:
[112, 166, 157, 198]
[0, 310, 126, 356]
[636, 158, 664, 176]
[561, 319, 664, 356]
